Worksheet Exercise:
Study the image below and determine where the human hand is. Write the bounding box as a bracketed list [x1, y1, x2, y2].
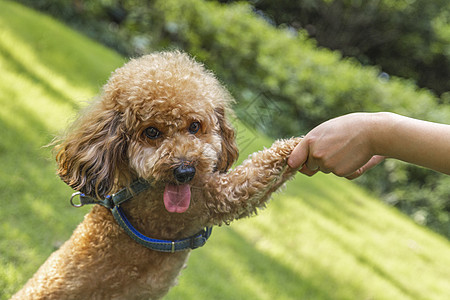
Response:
[287, 113, 385, 179]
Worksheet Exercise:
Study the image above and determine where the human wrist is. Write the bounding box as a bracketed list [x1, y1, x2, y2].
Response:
[367, 112, 397, 157]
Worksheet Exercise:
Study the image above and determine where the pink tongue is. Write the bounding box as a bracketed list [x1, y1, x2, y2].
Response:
[163, 184, 191, 213]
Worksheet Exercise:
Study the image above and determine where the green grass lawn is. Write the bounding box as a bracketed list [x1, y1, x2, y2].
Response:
[1, 1, 450, 299]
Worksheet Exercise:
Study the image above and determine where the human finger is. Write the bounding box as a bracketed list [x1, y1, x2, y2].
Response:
[288, 139, 309, 169]
[345, 155, 385, 180]
[299, 164, 320, 177]
[305, 157, 319, 172]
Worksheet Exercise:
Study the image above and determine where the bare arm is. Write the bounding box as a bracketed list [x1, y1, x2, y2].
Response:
[204, 137, 301, 225]
[288, 112, 450, 178]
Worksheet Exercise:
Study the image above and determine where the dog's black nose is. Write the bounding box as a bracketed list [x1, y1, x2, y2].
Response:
[173, 164, 196, 183]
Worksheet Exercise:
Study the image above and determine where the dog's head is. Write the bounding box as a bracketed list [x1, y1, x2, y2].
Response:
[55, 52, 238, 212]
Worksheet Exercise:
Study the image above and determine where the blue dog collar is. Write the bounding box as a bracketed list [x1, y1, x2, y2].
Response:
[70, 179, 212, 253]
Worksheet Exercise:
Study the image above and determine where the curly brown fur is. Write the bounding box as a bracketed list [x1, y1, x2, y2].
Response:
[12, 51, 301, 300]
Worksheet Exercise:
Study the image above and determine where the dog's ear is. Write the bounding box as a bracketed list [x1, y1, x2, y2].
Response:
[54, 106, 129, 199]
[215, 107, 239, 172]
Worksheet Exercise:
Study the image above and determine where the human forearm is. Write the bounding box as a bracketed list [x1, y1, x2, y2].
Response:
[288, 112, 450, 178]
[371, 112, 450, 174]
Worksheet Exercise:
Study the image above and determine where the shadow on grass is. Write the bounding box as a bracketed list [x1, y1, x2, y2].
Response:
[0, 1, 124, 95]
[0, 42, 79, 110]
[281, 176, 450, 299]
[285, 175, 401, 236]
[0, 102, 87, 298]
[311, 217, 421, 300]
[168, 227, 334, 300]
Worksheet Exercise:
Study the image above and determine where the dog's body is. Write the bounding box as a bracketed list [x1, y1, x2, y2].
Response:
[12, 52, 300, 299]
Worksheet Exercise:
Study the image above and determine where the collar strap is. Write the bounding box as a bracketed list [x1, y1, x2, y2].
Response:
[69, 179, 212, 253]
[113, 206, 212, 253]
[70, 179, 151, 209]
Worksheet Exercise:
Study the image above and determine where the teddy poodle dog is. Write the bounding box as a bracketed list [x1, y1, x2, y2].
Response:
[12, 51, 301, 299]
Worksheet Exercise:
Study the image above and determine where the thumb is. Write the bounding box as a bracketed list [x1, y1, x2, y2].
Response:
[288, 139, 309, 169]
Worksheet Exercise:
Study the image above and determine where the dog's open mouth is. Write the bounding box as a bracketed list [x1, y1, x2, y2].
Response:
[163, 183, 191, 213]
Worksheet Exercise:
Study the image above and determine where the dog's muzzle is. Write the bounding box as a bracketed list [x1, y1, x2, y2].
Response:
[173, 164, 196, 183]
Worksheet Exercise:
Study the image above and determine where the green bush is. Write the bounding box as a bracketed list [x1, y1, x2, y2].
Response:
[227, 0, 450, 96]
[151, 0, 449, 131]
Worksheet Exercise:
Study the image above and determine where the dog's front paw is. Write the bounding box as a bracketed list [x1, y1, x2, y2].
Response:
[273, 137, 302, 155]
[265, 137, 302, 166]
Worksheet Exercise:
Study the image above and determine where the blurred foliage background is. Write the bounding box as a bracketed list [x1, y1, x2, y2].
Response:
[13, 0, 450, 238]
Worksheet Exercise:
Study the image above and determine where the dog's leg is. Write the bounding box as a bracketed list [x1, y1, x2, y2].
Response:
[204, 137, 302, 224]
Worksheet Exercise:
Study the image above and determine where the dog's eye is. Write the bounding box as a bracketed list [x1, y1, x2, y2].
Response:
[188, 122, 201, 134]
[144, 127, 161, 139]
